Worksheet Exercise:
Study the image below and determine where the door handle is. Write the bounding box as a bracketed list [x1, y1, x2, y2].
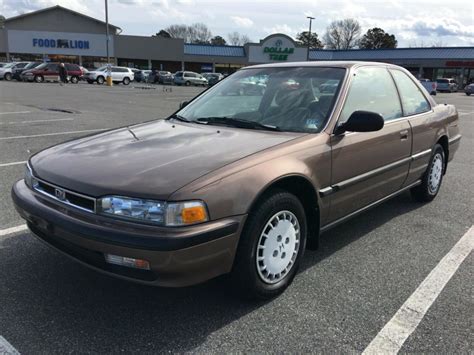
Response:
[400, 130, 409, 140]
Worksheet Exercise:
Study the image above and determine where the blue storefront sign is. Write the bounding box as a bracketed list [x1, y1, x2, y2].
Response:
[201, 63, 213, 72]
[32, 38, 90, 49]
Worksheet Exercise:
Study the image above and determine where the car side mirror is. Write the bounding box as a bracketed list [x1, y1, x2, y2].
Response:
[179, 101, 189, 109]
[335, 110, 384, 135]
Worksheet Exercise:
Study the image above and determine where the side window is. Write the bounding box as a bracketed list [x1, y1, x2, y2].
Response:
[340, 67, 402, 123]
[390, 70, 430, 116]
[48, 64, 59, 71]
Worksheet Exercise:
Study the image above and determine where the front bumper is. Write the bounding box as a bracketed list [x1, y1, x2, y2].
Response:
[12, 180, 244, 287]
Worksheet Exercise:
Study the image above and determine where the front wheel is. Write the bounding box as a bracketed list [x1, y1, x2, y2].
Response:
[411, 144, 445, 202]
[34, 75, 44, 83]
[70, 76, 79, 84]
[185, 81, 191, 86]
[466, 92, 471, 96]
[4, 73, 12, 81]
[231, 190, 307, 299]
[96, 76, 105, 85]
[123, 77, 130, 85]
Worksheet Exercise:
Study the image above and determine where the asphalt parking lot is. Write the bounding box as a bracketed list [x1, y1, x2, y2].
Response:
[0, 80, 472, 353]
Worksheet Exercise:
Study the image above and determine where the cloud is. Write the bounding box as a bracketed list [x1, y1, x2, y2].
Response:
[230, 16, 253, 28]
[411, 18, 474, 38]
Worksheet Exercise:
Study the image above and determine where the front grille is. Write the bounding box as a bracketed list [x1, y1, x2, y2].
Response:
[34, 179, 96, 213]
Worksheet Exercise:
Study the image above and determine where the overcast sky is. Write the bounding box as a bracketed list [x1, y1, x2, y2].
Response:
[2, 0, 473, 47]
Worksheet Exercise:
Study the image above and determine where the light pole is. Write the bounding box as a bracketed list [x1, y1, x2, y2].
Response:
[105, 0, 112, 86]
[306, 16, 315, 61]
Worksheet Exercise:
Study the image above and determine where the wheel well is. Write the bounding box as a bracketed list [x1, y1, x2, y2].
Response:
[437, 136, 449, 173]
[250, 176, 320, 246]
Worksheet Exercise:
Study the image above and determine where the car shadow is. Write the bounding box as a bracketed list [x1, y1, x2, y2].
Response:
[0, 191, 422, 353]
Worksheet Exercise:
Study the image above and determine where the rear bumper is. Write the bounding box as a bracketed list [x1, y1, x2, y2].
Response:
[12, 180, 244, 287]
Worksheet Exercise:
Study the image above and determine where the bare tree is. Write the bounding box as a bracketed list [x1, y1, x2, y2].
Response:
[227, 31, 241, 45]
[164, 23, 212, 43]
[191, 23, 212, 44]
[227, 32, 251, 45]
[165, 24, 191, 41]
[324, 19, 361, 49]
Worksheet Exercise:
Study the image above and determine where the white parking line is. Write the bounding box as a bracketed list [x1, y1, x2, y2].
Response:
[363, 226, 474, 354]
[0, 111, 31, 115]
[0, 161, 26, 167]
[0, 336, 20, 355]
[0, 225, 27, 237]
[0, 128, 109, 140]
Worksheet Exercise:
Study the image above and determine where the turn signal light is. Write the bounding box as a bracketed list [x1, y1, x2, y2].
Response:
[181, 205, 207, 224]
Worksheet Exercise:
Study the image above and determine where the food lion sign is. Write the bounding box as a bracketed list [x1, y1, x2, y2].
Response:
[7, 30, 114, 57]
[248, 34, 308, 63]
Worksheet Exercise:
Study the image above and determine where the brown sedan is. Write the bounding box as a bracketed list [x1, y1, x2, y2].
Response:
[12, 62, 461, 299]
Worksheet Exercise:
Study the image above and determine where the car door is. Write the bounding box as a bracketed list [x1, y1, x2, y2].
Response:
[389, 69, 434, 186]
[328, 66, 412, 222]
[45, 64, 59, 81]
[111, 67, 120, 81]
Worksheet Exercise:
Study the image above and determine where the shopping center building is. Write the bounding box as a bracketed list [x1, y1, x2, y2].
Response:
[1, 5, 473, 85]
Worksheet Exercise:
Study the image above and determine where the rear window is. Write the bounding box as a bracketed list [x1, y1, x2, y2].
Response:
[436, 79, 448, 83]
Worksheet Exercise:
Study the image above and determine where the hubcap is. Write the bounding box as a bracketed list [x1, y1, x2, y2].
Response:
[428, 153, 443, 194]
[256, 210, 300, 284]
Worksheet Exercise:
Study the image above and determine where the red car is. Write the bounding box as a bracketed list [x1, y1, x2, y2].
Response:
[21, 62, 83, 83]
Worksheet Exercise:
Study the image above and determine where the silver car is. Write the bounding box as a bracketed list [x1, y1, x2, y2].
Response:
[174, 71, 208, 86]
[84, 65, 134, 85]
[436, 78, 458, 93]
[0, 62, 29, 81]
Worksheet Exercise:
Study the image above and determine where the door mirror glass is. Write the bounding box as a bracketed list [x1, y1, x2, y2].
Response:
[179, 101, 189, 109]
[336, 110, 384, 134]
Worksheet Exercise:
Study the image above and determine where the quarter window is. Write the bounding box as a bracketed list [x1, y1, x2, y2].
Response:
[340, 67, 402, 123]
[390, 70, 430, 116]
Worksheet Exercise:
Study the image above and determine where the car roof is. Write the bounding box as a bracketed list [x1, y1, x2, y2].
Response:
[244, 61, 404, 70]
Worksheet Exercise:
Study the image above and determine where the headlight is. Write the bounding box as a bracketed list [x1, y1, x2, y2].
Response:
[98, 196, 208, 226]
[24, 163, 38, 189]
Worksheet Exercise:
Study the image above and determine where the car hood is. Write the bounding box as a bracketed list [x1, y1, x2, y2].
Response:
[30, 120, 303, 200]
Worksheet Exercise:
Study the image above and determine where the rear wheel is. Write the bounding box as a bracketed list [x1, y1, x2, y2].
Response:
[185, 81, 191, 86]
[466, 92, 471, 96]
[411, 144, 445, 202]
[4, 73, 12, 81]
[96, 76, 105, 85]
[87, 80, 94, 84]
[34, 75, 44, 83]
[123, 77, 130, 85]
[70, 76, 79, 84]
[231, 190, 307, 299]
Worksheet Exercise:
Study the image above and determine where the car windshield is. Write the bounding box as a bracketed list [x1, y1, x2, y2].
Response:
[4, 63, 16, 68]
[34, 63, 48, 70]
[24, 62, 39, 69]
[176, 67, 346, 133]
[436, 79, 449, 83]
[95, 66, 107, 72]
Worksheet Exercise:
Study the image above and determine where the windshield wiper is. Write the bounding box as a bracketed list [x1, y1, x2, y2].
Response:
[168, 113, 191, 122]
[196, 116, 280, 131]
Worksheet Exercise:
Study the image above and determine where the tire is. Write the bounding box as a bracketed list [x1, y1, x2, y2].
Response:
[185, 81, 191, 86]
[34, 75, 44, 83]
[70, 76, 79, 84]
[123, 77, 130, 85]
[96, 76, 105, 85]
[411, 144, 445, 202]
[87, 80, 94, 84]
[231, 190, 307, 300]
[466, 93, 471, 96]
[4, 73, 12, 81]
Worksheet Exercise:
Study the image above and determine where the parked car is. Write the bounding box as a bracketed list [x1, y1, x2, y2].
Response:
[84, 66, 134, 85]
[0, 63, 7, 68]
[21, 62, 83, 83]
[13, 61, 43, 81]
[436, 78, 458, 92]
[134, 70, 151, 83]
[157, 71, 174, 84]
[202, 72, 224, 86]
[174, 71, 208, 86]
[418, 78, 437, 95]
[464, 83, 474, 96]
[0, 62, 30, 81]
[12, 62, 461, 299]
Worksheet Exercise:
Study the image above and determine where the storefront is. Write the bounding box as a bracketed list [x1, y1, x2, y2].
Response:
[1, 5, 473, 83]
